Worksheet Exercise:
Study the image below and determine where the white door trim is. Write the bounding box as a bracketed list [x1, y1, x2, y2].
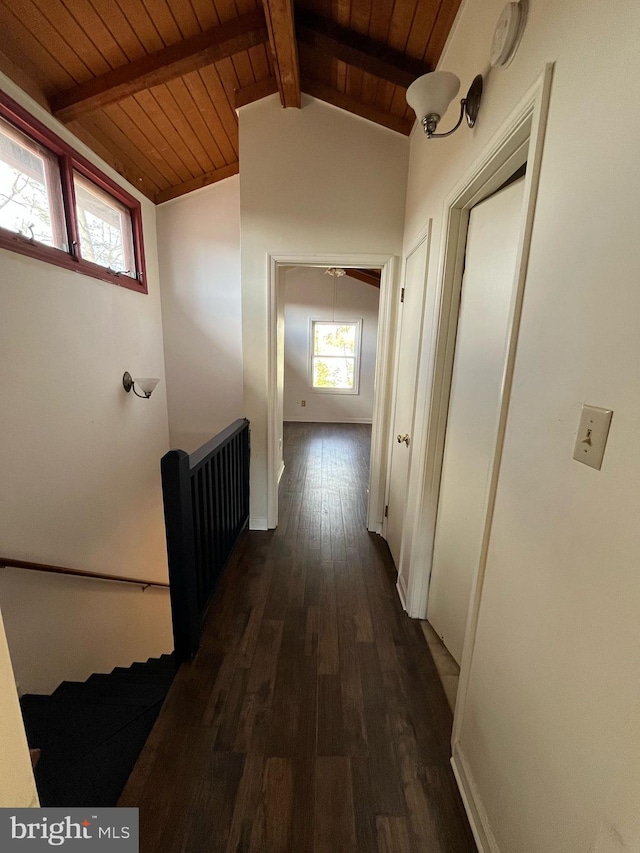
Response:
[396, 62, 554, 850]
[380, 222, 432, 604]
[266, 252, 398, 532]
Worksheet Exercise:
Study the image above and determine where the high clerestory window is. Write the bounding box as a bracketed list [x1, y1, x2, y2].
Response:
[0, 90, 146, 292]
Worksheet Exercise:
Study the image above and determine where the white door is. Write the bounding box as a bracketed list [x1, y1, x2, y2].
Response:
[427, 178, 525, 664]
[385, 235, 429, 571]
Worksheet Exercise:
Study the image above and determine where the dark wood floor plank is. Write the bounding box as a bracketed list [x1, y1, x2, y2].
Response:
[266, 607, 311, 758]
[120, 422, 474, 853]
[377, 815, 413, 853]
[335, 560, 369, 757]
[234, 619, 283, 753]
[236, 550, 275, 668]
[168, 751, 244, 853]
[357, 642, 407, 815]
[421, 766, 479, 852]
[225, 752, 264, 853]
[351, 755, 379, 852]
[317, 673, 346, 756]
[315, 756, 358, 853]
[250, 757, 293, 852]
[318, 560, 340, 675]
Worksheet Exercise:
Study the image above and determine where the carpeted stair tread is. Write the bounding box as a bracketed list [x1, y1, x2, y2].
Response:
[53, 680, 170, 705]
[36, 705, 161, 807]
[129, 659, 176, 676]
[92, 669, 174, 685]
[21, 695, 150, 768]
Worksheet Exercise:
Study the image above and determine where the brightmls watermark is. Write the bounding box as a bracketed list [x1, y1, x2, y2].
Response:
[0, 809, 138, 850]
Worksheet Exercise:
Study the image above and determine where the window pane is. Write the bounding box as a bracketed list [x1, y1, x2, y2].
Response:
[313, 357, 355, 389]
[0, 116, 67, 250]
[74, 172, 135, 276]
[314, 323, 356, 356]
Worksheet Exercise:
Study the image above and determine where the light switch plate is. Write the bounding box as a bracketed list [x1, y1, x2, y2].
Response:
[573, 405, 613, 470]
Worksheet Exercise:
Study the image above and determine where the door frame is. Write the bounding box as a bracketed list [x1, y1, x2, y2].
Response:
[266, 252, 398, 532]
[398, 63, 554, 851]
[381, 222, 432, 601]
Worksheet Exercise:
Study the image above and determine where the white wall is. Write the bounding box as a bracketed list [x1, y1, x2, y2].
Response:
[400, 0, 640, 850]
[0, 569, 172, 695]
[158, 177, 244, 452]
[284, 267, 379, 423]
[0, 608, 38, 807]
[0, 73, 173, 692]
[239, 94, 408, 527]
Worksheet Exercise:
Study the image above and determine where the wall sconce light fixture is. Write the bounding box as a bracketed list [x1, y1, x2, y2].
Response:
[406, 71, 483, 139]
[122, 372, 160, 399]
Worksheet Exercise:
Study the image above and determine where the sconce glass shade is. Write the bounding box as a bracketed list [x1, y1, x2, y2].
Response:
[123, 371, 160, 398]
[134, 377, 160, 396]
[406, 71, 460, 121]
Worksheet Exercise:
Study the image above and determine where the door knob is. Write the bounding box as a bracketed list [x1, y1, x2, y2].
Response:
[396, 434, 410, 447]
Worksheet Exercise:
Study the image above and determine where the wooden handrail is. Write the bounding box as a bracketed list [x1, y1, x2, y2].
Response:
[0, 557, 170, 589]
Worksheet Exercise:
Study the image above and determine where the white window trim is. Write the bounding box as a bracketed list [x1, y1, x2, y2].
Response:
[309, 318, 362, 395]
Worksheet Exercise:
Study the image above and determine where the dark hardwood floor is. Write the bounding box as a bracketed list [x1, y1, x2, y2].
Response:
[120, 422, 476, 852]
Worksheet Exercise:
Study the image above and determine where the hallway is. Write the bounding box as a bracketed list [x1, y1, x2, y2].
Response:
[120, 422, 475, 852]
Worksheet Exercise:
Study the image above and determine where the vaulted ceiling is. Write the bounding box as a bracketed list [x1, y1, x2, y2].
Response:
[0, 0, 462, 204]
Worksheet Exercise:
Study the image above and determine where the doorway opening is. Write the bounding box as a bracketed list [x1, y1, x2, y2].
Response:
[277, 264, 383, 540]
[267, 253, 398, 534]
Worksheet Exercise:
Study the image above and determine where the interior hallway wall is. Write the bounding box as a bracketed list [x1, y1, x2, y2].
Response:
[158, 176, 244, 452]
[400, 0, 640, 850]
[284, 267, 379, 423]
[239, 94, 408, 528]
[0, 72, 172, 694]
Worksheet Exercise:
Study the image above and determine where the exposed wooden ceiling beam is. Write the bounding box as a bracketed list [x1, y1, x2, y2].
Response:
[155, 162, 239, 205]
[51, 11, 269, 123]
[301, 78, 413, 135]
[235, 76, 279, 109]
[296, 11, 431, 89]
[261, 0, 301, 108]
[345, 269, 381, 288]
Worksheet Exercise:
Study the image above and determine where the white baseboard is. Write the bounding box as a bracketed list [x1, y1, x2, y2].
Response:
[249, 516, 269, 531]
[451, 743, 499, 853]
[396, 574, 408, 610]
[277, 461, 285, 484]
[283, 417, 373, 424]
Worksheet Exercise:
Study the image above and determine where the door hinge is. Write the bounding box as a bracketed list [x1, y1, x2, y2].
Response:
[400, 287, 405, 304]
[384, 504, 389, 518]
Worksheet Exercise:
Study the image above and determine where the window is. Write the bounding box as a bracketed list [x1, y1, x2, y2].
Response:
[0, 118, 66, 251]
[311, 320, 361, 394]
[74, 173, 135, 276]
[0, 91, 146, 292]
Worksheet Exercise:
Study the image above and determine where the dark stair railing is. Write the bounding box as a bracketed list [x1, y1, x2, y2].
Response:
[161, 418, 250, 662]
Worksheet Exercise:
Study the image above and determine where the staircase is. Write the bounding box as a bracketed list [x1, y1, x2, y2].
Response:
[20, 654, 176, 806]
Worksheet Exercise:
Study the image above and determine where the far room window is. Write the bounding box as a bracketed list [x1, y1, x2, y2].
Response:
[311, 320, 361, 394]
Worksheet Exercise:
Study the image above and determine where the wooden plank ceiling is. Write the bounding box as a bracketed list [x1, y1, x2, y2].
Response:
[0, 0, 462, 204]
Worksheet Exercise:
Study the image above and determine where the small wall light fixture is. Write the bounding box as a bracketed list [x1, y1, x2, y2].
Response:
[406, 71, 483, 139]
[122, 372, 160, 399]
